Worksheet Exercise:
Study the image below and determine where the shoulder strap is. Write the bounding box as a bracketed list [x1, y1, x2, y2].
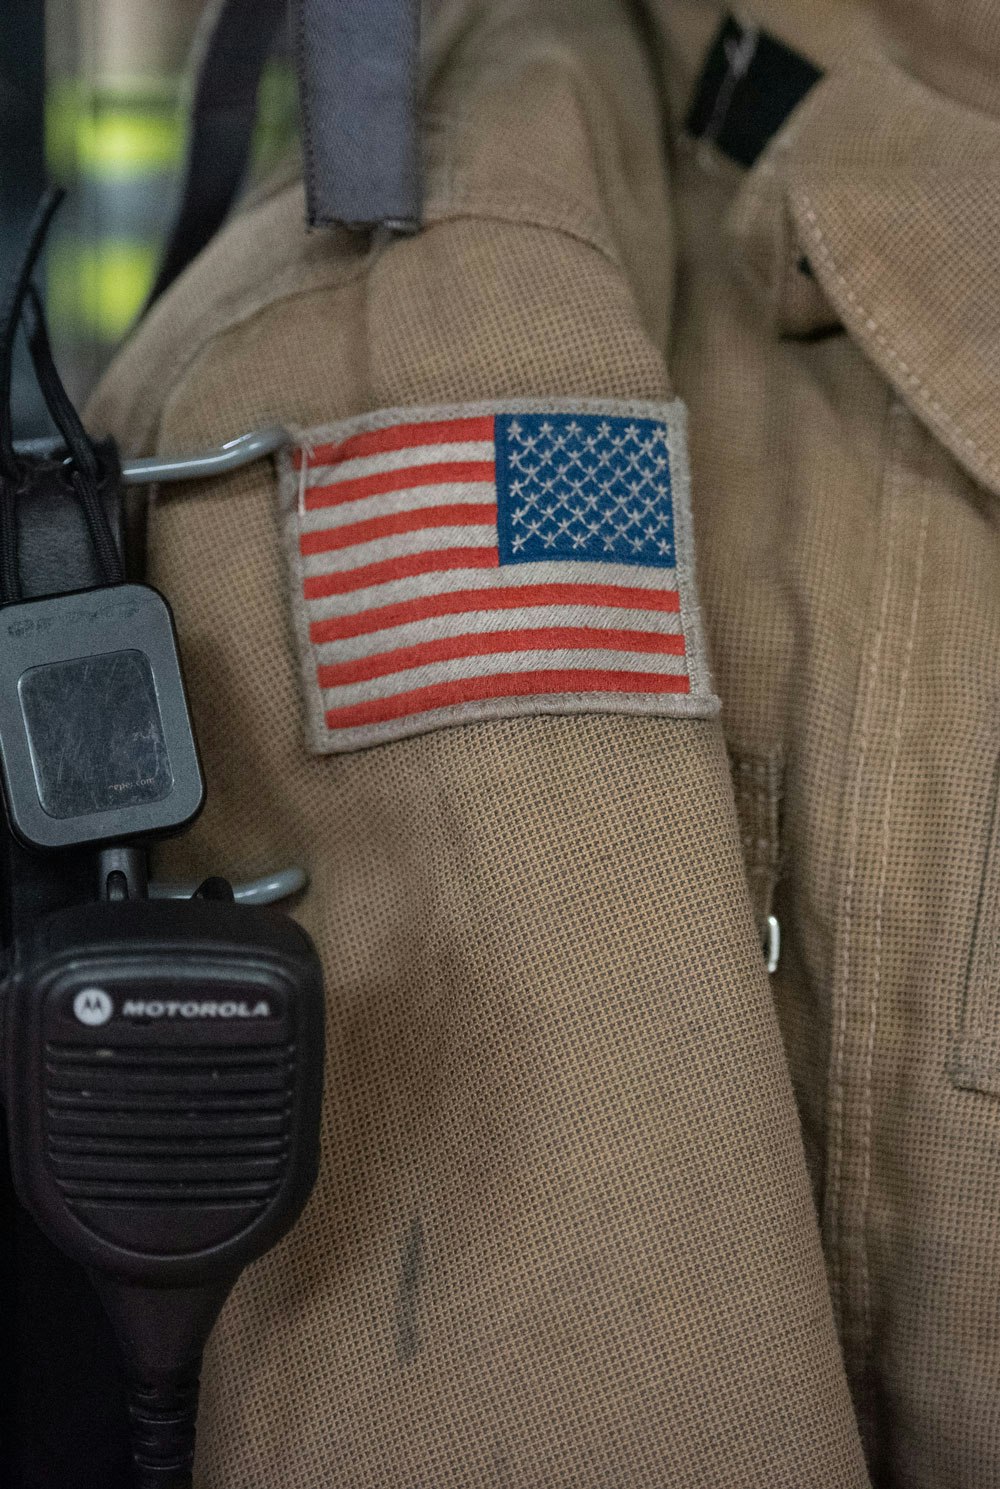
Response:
[149, 0, 421, 306]
[296, 0, 421, 232]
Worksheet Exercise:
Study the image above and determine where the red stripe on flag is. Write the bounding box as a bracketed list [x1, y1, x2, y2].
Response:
[300, 503, 497, 556]
[306, 460, 496, 510]
[318, 627, 686, 687]
[309, 583, 680, 643]
[296, 416, 495, 469]
[303, 547, 499, 599]
[326, 670, 690, 728]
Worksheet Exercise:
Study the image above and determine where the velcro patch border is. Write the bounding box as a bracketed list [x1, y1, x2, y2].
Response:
[277, 398, 719, 753]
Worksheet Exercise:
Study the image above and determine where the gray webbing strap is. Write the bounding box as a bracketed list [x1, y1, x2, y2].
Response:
[294, 0, 421, 231]
[148, 0, 421, 308]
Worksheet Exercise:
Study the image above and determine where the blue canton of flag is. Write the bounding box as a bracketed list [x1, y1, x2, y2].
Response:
[494, 413, 676, 567]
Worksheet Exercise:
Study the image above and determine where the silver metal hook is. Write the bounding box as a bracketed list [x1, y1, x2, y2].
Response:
[148, 866, 307, 906]
[14, 425, 292, 487]
[764, 913, 781, 975]
[120, 425, 291, 485]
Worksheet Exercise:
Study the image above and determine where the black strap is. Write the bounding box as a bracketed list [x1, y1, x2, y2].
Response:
[686, 15, 821, 168]
[0, 0, 48, 442]
[146, 0, 285, 306]
[0, 191, 133, 1489]
[149, 0, 421, 308]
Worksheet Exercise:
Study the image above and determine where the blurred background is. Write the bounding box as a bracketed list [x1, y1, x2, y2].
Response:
[1, 0, 298, 436]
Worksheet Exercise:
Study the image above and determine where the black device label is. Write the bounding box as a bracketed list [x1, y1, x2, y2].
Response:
[65, 987, 279, 1026]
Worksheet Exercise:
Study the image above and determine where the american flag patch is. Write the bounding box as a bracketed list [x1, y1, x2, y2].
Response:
[279, 401, 717, 752]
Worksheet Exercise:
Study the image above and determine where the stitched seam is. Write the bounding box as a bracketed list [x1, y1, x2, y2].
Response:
[826, 401, 902, 1332]
[952, 735, 1000, 1079]
[969, 779, 1000, 1040]
[859, 457, 928, 1373]
[143, 211, 635, 463]
[954, 1051, 1000, 1080]
[795, 193, 1000, 486]
[293, 0, 317, 225]
[971, 874, 1000, 1042]
[731, 752, 784, 923]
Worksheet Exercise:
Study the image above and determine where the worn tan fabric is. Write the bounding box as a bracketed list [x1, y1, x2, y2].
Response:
[673, 34, 1000, 1486]
[87, 0, 1000, 1485]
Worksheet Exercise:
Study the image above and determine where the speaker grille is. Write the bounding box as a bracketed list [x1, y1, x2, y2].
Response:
[44, 1041, 295, 1205]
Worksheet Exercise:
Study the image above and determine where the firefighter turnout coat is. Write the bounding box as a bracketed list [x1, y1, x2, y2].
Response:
[89, 1, 1000, 1484]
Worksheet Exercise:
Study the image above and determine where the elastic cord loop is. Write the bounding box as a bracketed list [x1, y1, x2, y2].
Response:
[22, 285, 123, 586]
[0, 188, 64, 482]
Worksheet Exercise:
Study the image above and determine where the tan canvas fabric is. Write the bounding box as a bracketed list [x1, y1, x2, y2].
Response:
[87, 0, 1000, 1485]
[671, 36, 1000, 1484]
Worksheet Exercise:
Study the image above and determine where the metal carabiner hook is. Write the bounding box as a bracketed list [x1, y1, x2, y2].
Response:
[120, 425, 290, 485]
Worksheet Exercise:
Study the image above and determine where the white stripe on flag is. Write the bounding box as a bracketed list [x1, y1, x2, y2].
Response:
[300, 524, 498, 578]
[312, 604, 684, 661]
[306, 440, 495, 487]
[302, 562, 680, 619]
[298, 478, 497, 535]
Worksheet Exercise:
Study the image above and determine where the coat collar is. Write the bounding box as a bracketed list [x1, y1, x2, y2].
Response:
[727, 56, 1000, 498]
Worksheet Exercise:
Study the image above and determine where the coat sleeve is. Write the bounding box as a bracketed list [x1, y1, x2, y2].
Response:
[87, 3, 870, 1484]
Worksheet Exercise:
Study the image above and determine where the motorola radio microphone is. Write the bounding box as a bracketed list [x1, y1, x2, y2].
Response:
[0, 191, 327, 1488]
[3, 896, 325, 1488]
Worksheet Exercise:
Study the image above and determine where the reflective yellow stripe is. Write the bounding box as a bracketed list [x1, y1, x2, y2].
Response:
[48, 82, 182, 178]
[47, 241, 157, 339]
[76, 111, 181, 175]
[43, 65, 299, 346]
